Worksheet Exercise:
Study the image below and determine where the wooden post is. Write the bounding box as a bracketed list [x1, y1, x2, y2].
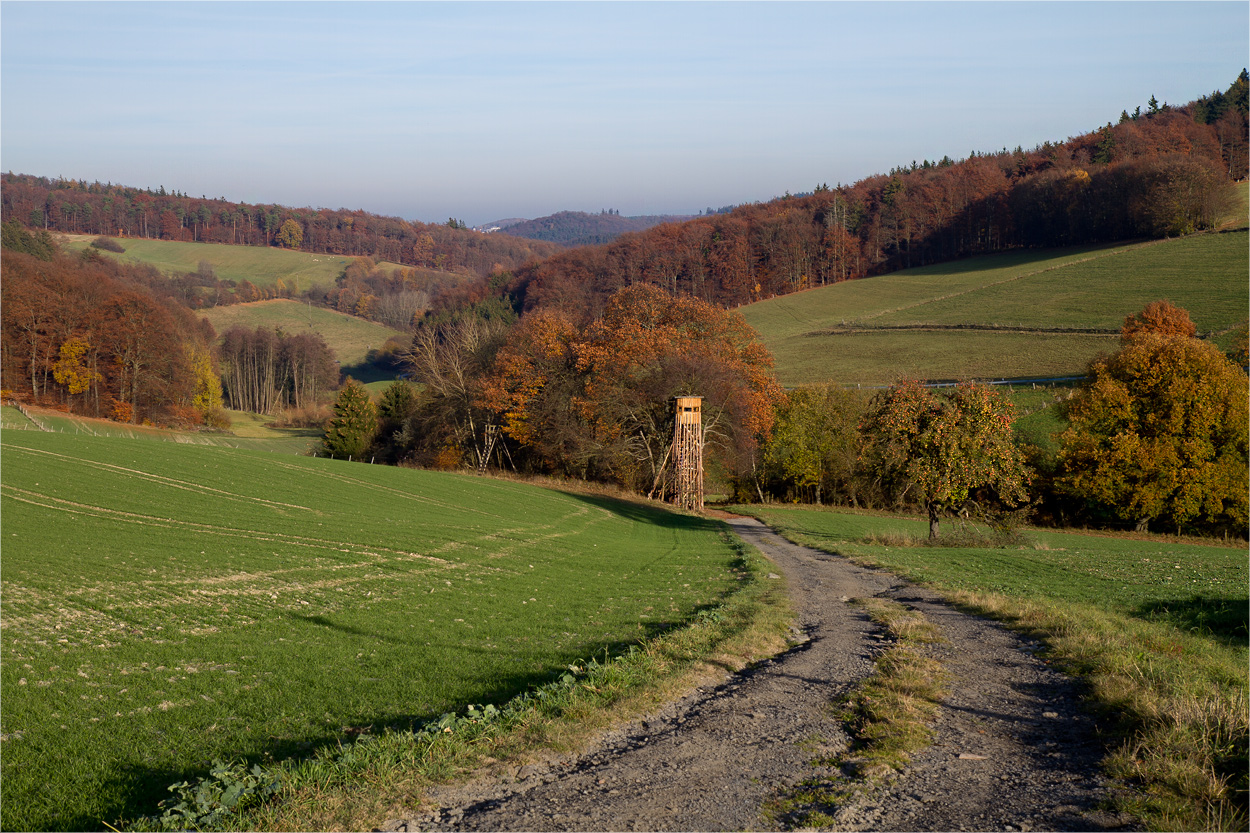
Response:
[672, 396, 703, 511]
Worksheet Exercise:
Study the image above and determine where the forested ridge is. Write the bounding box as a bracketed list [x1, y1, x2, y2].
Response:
[493, 74, 1247, 317]
[499, 210, 696, 246]
[0, 176, 559, 279]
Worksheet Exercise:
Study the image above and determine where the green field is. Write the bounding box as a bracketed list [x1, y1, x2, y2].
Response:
[54, 234, 402, 294]
[0, 431, 747, 830]
[742, 233, 1250, 386]
[199, 299, 408, 382]
[2, 405, 320, 455]
[737, 507, 1247, 634]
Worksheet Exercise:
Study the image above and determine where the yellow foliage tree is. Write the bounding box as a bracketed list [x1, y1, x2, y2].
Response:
[52, 337, 101, 395]
[189, 346, 224, 416]
[1059, 328, 1248, 534]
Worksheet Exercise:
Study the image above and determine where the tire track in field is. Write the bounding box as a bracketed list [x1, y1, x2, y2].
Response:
[4, 445, 315, 513]
[2, 487, 615, 577]
[1, 486, 456, 566]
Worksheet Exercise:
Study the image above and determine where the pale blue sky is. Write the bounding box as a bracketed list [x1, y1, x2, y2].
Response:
[2, 1, 1246, 225]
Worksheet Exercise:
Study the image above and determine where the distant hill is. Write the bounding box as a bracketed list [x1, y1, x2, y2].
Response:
[1, 173, 560, 279]
[489, 210, 695, 246]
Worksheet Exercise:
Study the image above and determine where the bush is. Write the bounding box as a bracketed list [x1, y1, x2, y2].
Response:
[90, 236, 125, 253]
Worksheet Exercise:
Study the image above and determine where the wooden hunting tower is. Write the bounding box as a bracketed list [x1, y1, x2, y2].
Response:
[672, 396, 704, 511]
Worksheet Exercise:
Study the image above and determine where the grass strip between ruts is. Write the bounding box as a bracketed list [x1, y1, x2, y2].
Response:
[762, 597, 948, 829]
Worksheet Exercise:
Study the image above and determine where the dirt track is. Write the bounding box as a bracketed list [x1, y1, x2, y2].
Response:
[379, 517, 1139, 832]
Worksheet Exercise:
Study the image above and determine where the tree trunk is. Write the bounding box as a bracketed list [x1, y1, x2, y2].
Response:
[928, 503, 941, 540]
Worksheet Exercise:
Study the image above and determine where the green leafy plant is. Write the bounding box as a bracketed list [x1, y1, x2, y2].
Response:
[137, 760, 282, 832]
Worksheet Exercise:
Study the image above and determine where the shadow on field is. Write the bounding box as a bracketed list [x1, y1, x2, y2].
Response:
[1134, 594, 1249, 645]
[554, 491, 727, 531]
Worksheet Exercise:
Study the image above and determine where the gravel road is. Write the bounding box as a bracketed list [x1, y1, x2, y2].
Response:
[379, 517, 1139, 832]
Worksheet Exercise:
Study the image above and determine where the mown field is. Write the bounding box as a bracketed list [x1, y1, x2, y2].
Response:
[0, 431, 749, 831]
[742, 231, 1250, 387]
[199, 299, 408, 383]
[734, 505, 1248, 829]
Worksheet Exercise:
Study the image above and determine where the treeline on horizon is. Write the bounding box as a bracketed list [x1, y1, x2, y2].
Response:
[0, 174, 560, 279]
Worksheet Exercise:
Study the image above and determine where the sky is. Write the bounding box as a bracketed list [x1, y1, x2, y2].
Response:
[2, 2, 1247, 226]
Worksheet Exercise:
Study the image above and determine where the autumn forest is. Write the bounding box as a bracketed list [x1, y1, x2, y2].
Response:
[2, 72, 1247, 536]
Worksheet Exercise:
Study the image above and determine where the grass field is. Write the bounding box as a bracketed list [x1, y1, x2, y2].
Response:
[733, 505, 1248, 830]
[0, 431, 751, 831]
[54, 234, 404, 294]
[2, 405, 320, 455]
[742, 232, 1249, 386]
[199, 299, 408, 383]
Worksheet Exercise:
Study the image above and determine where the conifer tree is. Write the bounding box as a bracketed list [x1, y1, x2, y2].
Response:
[321, 378, 377, 460]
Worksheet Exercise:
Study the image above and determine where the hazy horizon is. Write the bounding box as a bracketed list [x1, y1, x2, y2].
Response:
[2, 1, 1246, 227]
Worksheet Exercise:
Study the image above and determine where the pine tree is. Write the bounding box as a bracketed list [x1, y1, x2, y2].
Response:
[321, 378, 377, 460]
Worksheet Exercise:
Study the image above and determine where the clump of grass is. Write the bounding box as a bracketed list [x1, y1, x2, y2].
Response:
[927, 523, 1032, 549]
[764, 597, 947, 828]
[860, 530, 922, 547]
[861, 524, 1032, 549]
[952, 589, 1248, 832]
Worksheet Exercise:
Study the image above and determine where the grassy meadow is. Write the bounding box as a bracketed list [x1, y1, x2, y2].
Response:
[734, 505, 1249, 830]
[0, 430, 751, 831]
[742, 232, 1250, 387]
[199, 299, 408, 383]
[54, 234, 402, 294]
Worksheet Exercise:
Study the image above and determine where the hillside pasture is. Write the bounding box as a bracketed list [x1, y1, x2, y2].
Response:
[0, 431, 747, 831]
[199, 299, 408, 382]
[743, 233, 1249, 386]
[54, 234, 404, 294]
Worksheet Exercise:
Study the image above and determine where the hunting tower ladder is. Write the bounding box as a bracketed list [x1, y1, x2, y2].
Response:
[672, 396, 704, 511]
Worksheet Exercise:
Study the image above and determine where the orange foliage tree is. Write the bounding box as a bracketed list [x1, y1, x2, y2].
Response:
[1120, 299, 1197, 342]
[1059, 308, 1248, 534]
[484, 284, 784, 492]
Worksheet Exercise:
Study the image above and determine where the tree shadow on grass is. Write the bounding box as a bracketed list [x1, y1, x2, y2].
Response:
[340, 361, 397, 386]
[553, 490, 727, 532]
[1133, 594, 1249, 646]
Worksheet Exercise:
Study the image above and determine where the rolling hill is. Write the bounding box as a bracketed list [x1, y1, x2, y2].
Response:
[54, 233, 411, 294]
[739, 231, 1249, 387]
[199, 299, 408, 383]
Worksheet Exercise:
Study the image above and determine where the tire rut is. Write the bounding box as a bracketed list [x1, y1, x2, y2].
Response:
[379, 517, 1139, 832]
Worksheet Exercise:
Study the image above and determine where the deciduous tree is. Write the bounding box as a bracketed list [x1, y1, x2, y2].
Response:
[1058, 328, 1248, 534]
[860, 381, 1029, 539]
[762, 385, 864, 505]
